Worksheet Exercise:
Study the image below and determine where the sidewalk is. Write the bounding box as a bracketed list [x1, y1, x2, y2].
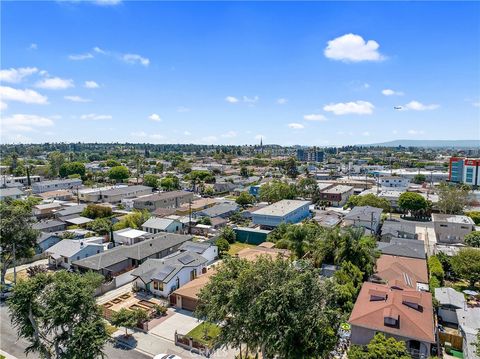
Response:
[0, 350, 18, 359]
[113, 329, 238, 359]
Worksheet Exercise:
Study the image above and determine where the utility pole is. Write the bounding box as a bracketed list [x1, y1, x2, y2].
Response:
[188, 200, 192, 235]
[13, 243, 17, 285]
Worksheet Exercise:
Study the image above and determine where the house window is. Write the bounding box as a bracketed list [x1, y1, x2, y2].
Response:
[190, 269, 197, 280]
[384, 316, 398, 327]
[153, 281, 163, 291]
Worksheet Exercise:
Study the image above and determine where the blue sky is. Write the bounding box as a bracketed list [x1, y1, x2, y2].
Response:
[1, 1, 479, 145]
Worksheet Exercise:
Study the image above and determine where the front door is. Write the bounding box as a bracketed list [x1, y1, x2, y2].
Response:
[177, 295, 182, 309]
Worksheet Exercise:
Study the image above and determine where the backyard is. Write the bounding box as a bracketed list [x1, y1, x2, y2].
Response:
[186, 322, 220, 346]
[228, 242, 256, 256]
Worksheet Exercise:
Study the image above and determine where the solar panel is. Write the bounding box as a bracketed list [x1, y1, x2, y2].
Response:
[154, 265, 176, 281]
[178, 253, 195, 265]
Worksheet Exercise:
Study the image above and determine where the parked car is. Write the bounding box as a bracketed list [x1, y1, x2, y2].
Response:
[154, 355, 182, 359]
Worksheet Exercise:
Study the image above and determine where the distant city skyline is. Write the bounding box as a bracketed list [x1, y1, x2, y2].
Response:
[1, 1, 479, 145]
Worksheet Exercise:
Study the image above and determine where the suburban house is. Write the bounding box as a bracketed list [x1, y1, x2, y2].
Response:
[33, 219, 67, 233]
[313, 210, 343, 228]
[381, 220, 417, 241]
[432, 214, 475, 244]
[0, 187, 24, 200]
[379, 176, 410, 189]
[97, 185, 153, 203]
[349, 282, 435, 359]
[73, 233, 192, 276]
[33, 202, 63, 219]
[344, 206, 383, 234]
[133, 190, 193, 212]
[47, 237, 104, 269]
[54, 204, 87, 219]
[113, 228, 150, 245]
[78, 186, 116, 202]
[178, 241, 218, 263]
[319, 184, 354, 207]
[36, 232, 63, 254]
[170, 268, 216, 311]
[456, 307, 480, 359]
[370, 254, 429, 291]
[38, 189, 74, 201]
[131, 250, 208, 298]
[251, 199, 311, 229]
[32, 178, 82, 194]
[434, 287, 466, 325]
[377, 238, 426, 260]
[175, 197, 218, 215]
[195, 202, 239, 219]
[141, 217, 183, 234]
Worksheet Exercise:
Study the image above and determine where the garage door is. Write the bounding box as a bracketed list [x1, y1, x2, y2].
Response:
[181, 297, 198, 312]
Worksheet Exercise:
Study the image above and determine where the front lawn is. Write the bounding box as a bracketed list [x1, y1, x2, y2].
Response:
[186, 322, 220, 346]
[5, 269, 28, 283]
[227, 242, 256, 256]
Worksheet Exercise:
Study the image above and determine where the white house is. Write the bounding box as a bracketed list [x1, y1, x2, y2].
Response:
[432, 214, 475, 244]
[113, 228, 150, 245]
[47, 237, 104, 269]
[379, 176, 410, 189]
[434, 287, 466, 324]
[131, 250, 208, 297]
[141, 217, 183, 234]
[32, 178, 82, 194]
[178, 241, 218, 263]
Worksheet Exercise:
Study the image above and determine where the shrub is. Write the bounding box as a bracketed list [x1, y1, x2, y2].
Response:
[428, 255, 444, 285]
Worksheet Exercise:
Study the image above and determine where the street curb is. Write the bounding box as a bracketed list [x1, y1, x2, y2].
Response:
[114, 337, 154, 357]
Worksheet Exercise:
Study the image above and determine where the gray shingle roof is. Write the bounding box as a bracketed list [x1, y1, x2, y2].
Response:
[381, 220, 416, 236]
[33, 220, 65, 230]
[435, 287, 466, 308]
[377, 238, 426, 259]
[131, 250, 207, 284]
[197, 202, 238, 217]
[72, 233, 192, 270]
[178, 241, 211, 254]
[345, 206, 383, 221]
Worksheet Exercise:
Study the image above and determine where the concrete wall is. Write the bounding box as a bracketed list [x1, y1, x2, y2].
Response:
[434, 221, 474, 244]
[252, 204, 310, 228]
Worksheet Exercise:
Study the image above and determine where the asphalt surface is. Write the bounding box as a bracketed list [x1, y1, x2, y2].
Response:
[0, 303, 151, 359]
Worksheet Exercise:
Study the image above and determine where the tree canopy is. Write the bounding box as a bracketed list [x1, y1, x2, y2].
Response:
[345, 193, 391, 212]
[196, 257, 338, 358]
[108, 165, 129, 182]
[259, 180, 297, 203]
[398, 192, 429, 216]
[348, 333, 411, 359]
[59, 162, 86, 178]
[465, 231, 480, 248]
[8, 271, 109, 359]
[236, 192, 255, 207]
[143, 174, 159, 188]
[437, 183, 470, 214]
[450, 248, 480, 287]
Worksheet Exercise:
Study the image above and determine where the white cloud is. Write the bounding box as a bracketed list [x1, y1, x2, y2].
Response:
[408, 129, 425, 135]
[29, 43, 38, 50]
[242, 96, 259, 104]
[0, 101, 7, 110]
[221, 131, 237, 138]
[225, 96, 239, 103]
[288, 123, 304, 129]
[80, 113, 112, 120]
[35, 77, 74, 90]
[184, 131, 192, 136]
[122, 53, 150, 67]
[382, 89, 404, 96]
[177, 106, 190, 112]
[0, 86, 48, 104]
[324, 33, 385, 62]
[93, 46, 107, 55]
[304, 113, 327, 122]
[363, 83, 370, 89]
[84, 80, 99, 88]
[2, 114, 54, 132]
[323, 100, 374, 115]
[68, 53, 93, 60]
[201, 135, 218, 143]
[64, 95, 91, 103]
[473, 102, 480, 108]
[0, 67, 38, 83]
[276, 98, 288, 105]
[362, 131, 370, 136]
[94, 0, 121, 5]
[131, 131, 147, 138]
[404, 101, 439, 111]
[148, 113, 161, 122]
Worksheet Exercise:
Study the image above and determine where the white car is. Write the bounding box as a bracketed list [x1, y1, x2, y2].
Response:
[154, 355, 182, 359]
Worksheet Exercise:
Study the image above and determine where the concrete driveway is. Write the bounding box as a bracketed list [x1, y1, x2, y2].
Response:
[149, 309, 201, 341]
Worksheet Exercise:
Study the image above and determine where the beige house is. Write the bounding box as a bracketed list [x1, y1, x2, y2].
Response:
[432, 214, 475, 244]
[133, 190, 193, 212]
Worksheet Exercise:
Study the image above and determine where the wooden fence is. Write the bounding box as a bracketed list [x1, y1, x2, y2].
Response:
[439, 332, 463, 351]
[175, 330, 215, 357]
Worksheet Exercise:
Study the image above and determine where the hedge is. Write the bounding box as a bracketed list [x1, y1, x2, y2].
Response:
[428, 255, 444, 285]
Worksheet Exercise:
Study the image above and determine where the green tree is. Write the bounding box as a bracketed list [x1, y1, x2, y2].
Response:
[59, 162, 86, 178]
[240, 166, 249, 178]
[48, 151, 65, 177]
[437, 183, 470, 214]
[466, 211, 480, 225]
[8, 271, 109, 359]
[112, 210, 150, 230]
[105, 159, 121, 167]
[285, 157, 299, 179]
[108, 166, 129, 182]
[332, 261, 364, 313]
[398, 192, 428, 217]
[412, 173, 427, 184]
[259, 180, 297, 203]
[160, 175, 180, 191]
[109, 308, 144, 337]
[345, 193, 391, 212]
[450, 248, 480, 287]
[0, 199, 39, 287]
[220, 226, 236, 244]
[465, 231, 480, 248]
[143, 174, 159, 188]
[236, 192, 255, 207]
[82, 204, 113, 219]
[86, 218, 112, 236]
[348, 333, 411, 359]
[215, 238, 230, 257]
[196, 257, 338, 358]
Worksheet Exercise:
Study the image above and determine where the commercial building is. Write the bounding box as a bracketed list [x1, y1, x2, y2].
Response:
[133, 190, 193, 212]
[32, 178, 82, 194]
[296, 147, 324, 163]
[319, 184, 354, 207]
[251, 200, 310, 228]
[379, 176, 410, 189]
[449, 157, 480, 186]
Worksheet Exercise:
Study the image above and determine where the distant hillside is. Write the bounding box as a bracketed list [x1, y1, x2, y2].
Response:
[364, 140, 480, 148]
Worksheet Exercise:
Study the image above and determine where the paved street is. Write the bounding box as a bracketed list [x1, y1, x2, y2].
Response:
[0, 303, 150, 359]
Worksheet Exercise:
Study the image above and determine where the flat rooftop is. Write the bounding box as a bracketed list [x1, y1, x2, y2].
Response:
[252, 200, 310, 217]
